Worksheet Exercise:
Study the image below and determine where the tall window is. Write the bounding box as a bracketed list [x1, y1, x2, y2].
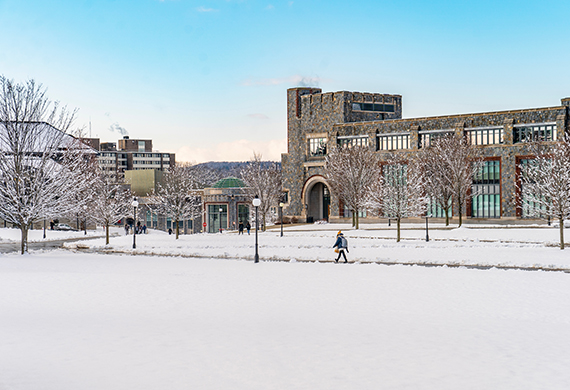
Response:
[514, 124, 557, 143]
[377, 134, 410, 151]
[419, 130, 453, 148]
[238, 204, 249, 224]
[466, 127, 504, 145]
[138, 141, 145, 152]
[471, 160, 501, 218]
[309, 138, 327, 157]
[519, 158, 549, 218]
[338, 135, 368, 148]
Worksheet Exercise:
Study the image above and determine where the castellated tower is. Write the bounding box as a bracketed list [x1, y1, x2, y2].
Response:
[282, 87, 402, 222]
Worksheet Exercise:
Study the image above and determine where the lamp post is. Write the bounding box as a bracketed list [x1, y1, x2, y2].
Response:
[279, 202, 284, 237]
[43, 219, 46, 239]
[219, 207, 223, 233]
[132, 197, 139, 249]
[83, 205, 87, 235]
[253, 195, 261, 263]
[425, 214, 430, 242]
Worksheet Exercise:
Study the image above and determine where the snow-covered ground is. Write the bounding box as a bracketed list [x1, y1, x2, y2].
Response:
[2, 224, 570, 389]
[0, 226, 110, 242]
[57, 223, 570, 270]
[1, 250, 569, 389]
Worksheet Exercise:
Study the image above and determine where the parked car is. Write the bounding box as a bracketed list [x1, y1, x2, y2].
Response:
[55, 223, 76, 231]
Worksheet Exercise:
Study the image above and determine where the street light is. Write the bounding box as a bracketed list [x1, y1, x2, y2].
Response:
[132, 197, 139, 249]
[253, 195, 261, 263]
[83, 205, 87, 235]
[425, 213, 430, 242]
[279, 202, 284, 237]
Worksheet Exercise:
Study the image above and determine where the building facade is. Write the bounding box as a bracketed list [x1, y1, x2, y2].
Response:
[83, 136, 175, 181]
[281, 87, 570, 222]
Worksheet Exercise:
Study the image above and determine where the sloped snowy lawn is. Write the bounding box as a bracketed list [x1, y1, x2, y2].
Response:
[0, 251, 569, 390]
[65, 224, 570, 269]
[0, 226, 110, 242]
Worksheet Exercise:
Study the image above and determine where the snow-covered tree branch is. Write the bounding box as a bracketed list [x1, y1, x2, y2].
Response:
[0, 77, 96, 254]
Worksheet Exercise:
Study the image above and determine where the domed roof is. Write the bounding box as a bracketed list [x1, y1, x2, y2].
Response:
[212, 177, 246, 188]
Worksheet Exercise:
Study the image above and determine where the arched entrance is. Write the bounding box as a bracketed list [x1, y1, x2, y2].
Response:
[303, 177, 330, 223]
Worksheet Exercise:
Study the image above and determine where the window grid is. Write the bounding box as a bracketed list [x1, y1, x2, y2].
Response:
[352, 102, 395, 113]
[309, 138, 327, 157]
[471, 160, 501, 218]
[466, 128, 504, 145]
[338, 137, 369, 148]
[419, 131, 453, 148]
[514, 124, 557, 143]
[377, 134, 410, 151]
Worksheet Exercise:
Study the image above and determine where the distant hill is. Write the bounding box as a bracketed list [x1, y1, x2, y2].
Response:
[195, 161, 281, 180]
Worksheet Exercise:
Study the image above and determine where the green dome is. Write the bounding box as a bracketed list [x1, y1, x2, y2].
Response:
[212, 177, 246, 188]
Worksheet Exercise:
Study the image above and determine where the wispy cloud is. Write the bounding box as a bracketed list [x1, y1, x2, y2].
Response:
[176, 138, 286, 163]
[247, 113, 269, 120]
[265, 4, 274, 10]
[241, 75, 323, 87]
[197, 6, 218, 12]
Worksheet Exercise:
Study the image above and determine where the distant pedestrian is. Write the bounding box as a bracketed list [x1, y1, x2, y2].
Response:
[142, 224, 147, 234]
[333, 231, 349, 263]
[125, 224, 129, 235]
[168, 228, 172, 235]
[246, 221, 251, 235]
[49, 220, 54, 230]
[238, 221, 244, 235]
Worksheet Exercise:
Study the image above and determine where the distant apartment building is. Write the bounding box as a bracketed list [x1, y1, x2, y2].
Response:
[82, 136, 175, 181]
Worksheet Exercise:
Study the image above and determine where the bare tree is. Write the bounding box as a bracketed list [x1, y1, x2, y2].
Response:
[375, 155, 427, 242]
[0, 77, 95, 254]
[520, 138, 570, 249]
[150, 162, 208, 239]
[422, 134, 482, 227]
[90, 172, 132, 245]
[418, 140, 454, 225]
[241, 153, 282, 231]
[325, 145, 382, 229]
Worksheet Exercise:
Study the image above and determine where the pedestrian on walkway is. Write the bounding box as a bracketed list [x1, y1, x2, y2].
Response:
[238, 221, 244, 235]
[246, 221, 251, 235]
[333, 231, 349, 263]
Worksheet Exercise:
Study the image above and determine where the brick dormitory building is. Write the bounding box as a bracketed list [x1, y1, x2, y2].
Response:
[281, 87, 569, 223]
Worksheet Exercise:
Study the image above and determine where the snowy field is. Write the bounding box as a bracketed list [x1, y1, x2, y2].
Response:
[1, 224, 570, 389]
[1, 250, 570, 389]
[56, 223, 570, 270]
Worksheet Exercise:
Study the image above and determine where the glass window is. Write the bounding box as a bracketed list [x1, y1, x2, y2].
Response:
[352, 102, 395, 113]
[419, 131, 453, 148]
[338, 136, 369, 148]
[519, 158, 549, 218]
[309, 138, 327, 156]
[466, 127, 504, 145]
[514, 124, 557, 143]
[471, 160, 501, 218]
[377, 134, 410, 151]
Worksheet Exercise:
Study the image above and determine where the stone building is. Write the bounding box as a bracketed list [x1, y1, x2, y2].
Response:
[281, 87, 569, 222]
[202, 177, 251, 233]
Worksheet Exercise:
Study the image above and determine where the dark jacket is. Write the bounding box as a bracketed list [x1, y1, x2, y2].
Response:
[333, 235, 348, 250]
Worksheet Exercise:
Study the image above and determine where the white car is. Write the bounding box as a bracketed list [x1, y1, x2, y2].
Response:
[55, 223, 77, 231]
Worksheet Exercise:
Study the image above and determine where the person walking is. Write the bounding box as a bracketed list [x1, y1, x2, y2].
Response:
[238, 221, 244, 235]
[246, 221, 251, 235]
[333, 231, 349, 263]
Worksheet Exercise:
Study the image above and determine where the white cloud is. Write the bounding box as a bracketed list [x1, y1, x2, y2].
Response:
[247, 113, 269, 119]
[176, 138, 286, 163]
[197, 6, 218, 12]
[241, 74, 323, 87]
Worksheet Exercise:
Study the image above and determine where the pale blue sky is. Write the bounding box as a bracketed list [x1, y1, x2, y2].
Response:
[1, 0, 570, 162]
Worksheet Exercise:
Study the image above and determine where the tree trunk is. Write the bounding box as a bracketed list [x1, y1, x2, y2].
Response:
[457, 196, 463, 227]
[558, 218, 564, 250]
[445, 207, 450, 226]
[355, 210, 359, 230]
[352, 211, 356, 228]
[262, 212, 267, 232]
[20, 224, 28, 254]
[175, 218, 179, 239]
[105, 222, 110, 245]
[396, 217, 401, 242]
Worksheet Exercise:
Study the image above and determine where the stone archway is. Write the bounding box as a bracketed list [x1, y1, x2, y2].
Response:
[302, 176, 331, 223]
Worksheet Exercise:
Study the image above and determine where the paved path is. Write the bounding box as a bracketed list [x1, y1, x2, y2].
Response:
[0, 235, 113, 254]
